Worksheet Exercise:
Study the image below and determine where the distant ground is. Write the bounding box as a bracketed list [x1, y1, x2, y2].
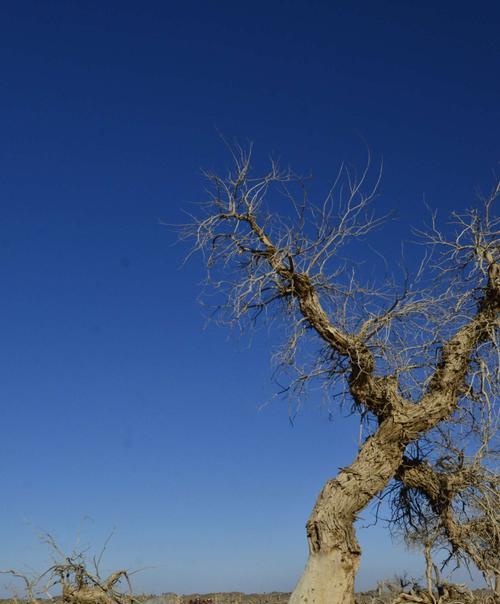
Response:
[139, 589, 495, 604]
[1, 587, 496, 604]
[142, 594, 289, 604]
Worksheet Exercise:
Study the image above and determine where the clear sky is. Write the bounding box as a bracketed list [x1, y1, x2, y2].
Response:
[0, 0, 498, 596]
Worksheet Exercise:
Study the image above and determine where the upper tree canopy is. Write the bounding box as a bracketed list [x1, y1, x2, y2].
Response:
[184, 145, 498, 419]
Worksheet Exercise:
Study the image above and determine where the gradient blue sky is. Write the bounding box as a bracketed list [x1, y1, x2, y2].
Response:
[1, 0, 499, 595]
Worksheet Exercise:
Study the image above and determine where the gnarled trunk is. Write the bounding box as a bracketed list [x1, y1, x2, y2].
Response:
[289, 485, 361, 604]
[290, 418, 408, 604]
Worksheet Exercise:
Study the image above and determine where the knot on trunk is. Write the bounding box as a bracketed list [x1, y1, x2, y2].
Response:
[306, 518, 360, 556]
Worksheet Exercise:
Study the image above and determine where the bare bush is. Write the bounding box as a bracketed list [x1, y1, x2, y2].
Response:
[1, 531, 138, 604]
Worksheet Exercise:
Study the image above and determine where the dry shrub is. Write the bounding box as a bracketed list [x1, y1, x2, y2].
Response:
[1, 531, 138, 604]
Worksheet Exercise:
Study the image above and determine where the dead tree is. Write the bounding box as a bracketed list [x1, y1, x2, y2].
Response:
[183, 145, 499, 604]
[1, 531, 138, 604]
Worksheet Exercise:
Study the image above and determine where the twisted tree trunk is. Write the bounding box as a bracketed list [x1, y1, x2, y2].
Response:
[290, 419, 408, 604]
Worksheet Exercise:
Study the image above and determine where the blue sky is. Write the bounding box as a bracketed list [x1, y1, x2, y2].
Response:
[0, 0, 498, 595]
